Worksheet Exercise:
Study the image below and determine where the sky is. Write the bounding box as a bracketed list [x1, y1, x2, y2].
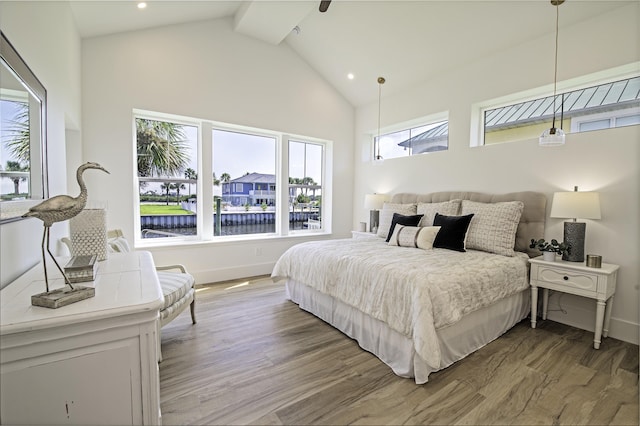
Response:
[140, 122, 323, 196]
[0, 100, 29, 196]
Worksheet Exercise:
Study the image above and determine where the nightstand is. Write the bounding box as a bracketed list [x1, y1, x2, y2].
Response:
[351, 231, 379, 240]
[529, 256, 619, 349]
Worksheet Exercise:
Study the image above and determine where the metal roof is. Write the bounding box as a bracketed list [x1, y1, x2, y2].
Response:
[485, 77, 640, 131]
[229, 172, 274, 184]
[393, 77, 639, 150]
[397, 122, 449, 153]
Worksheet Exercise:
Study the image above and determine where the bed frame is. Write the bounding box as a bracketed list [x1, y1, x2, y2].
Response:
[286, 191, 547, 384]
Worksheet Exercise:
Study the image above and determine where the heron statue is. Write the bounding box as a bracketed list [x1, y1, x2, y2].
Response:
[22, 162, 110, 292]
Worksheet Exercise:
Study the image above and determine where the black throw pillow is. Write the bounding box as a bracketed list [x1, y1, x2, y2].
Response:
[432, 213, 475, 252]
[386, 213, 424, 242]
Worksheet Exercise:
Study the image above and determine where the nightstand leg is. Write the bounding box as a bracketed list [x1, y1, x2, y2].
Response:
[531, 286, 538, 329]
[594, 299, 606, 349]
[603, 295, 614, 338]
[542, 288, 549, 320]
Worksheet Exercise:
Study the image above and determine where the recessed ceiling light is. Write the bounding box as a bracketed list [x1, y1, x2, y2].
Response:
[137, 2, 147, 9]
[347, 73, 355, 80]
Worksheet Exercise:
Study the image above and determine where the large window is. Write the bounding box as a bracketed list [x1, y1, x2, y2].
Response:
[134, 111, 330, 243]
[289, 140, 323, 231]
[213, 129, 276, 237]
[481, 76, 640, 145]
[136, 117, 198, 240]
[373, 118, 448, 161]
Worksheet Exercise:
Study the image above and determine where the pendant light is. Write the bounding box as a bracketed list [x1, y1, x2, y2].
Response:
[375, 76, 385, 160]
[539, 0, 566, 147]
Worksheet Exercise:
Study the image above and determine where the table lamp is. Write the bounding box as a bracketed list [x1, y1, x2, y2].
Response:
[364, 193, 386, 233]
[550, 186, 601, 262]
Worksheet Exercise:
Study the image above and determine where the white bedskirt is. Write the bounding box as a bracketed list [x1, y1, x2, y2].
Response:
[285, 279, 530, 384]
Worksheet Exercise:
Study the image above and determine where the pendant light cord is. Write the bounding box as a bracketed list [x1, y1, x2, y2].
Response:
[552, 3, 560, 130]
[376, 77, 385, 160]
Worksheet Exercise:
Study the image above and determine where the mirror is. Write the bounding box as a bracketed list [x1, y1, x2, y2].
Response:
[0, 31, 48, 223]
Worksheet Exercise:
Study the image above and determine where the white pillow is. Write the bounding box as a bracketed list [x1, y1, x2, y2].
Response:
[108, 236, 131, 253]
[460, 200, 524, 256]
[376, 203, 417, 238]
[387, 225, 441, 250]
[417, 200, 461, 226]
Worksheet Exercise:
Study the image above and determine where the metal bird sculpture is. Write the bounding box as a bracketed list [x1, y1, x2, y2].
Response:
[22, 162, 110, 291]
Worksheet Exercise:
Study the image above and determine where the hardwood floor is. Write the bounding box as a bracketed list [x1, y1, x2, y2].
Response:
[159, 276, 639, 425]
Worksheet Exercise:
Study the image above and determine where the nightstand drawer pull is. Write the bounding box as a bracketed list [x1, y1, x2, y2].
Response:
[539, 267, 597, 291]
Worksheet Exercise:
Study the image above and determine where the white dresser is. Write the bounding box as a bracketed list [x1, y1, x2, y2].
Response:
[0, 251, 163, 425]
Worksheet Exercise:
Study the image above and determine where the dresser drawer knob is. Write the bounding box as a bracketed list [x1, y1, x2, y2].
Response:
[563, 276, 569, 281]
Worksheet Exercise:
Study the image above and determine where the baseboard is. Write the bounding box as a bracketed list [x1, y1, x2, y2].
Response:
[546, 301, 639, 346]
[192, 261, 276, 286]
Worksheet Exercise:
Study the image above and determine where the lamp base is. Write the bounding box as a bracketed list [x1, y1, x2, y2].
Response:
[563, 221, 586, 262]
[369, 210, 380, 233]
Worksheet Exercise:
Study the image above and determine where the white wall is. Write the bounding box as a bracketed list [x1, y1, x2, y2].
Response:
[81, 17, 354, 284]
[0, 2, 81, 287]
[354, 4, 639, 344]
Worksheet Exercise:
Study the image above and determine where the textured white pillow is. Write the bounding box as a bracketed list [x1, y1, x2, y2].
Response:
[417, 200, 462, 227]
[108, 236, 131, 253]
[388, 225, 441, 249]
[376, 203, 417, 238]
[460, 200, 524, 256]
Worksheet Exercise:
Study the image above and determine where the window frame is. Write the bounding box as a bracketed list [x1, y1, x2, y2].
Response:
[471, 63, 640, 147]
[570, 106, 640, 133]
[371, 112, 449, 162]
[133, 110, 332, 247]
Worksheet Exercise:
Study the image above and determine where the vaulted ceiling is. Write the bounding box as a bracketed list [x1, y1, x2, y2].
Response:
[69, 0, 632, 106]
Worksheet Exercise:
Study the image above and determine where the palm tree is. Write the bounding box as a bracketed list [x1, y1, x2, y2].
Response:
[212, 172, 220, 187]
[160, 182, 174, 205]
[5, 160, 28, 195]
[220, 172, 231, 183]
[2, 101, 30, 164]
[174, 182, 186, 205]
[184, 168, 197, 196]
[136, 118, 189, 179]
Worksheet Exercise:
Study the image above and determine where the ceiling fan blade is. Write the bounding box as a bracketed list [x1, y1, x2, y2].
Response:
[319, 0, 331, 12]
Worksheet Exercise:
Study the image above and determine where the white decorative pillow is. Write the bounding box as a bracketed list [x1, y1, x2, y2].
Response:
[388, 225, 441, 249]
[108, 236, 131, 253]
[417, 200, 462, 227]
[376, 203, 417, 238]
[460, 200, 524, 256]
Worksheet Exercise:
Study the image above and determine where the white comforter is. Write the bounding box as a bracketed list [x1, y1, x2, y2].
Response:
[271, 238, 529, 369]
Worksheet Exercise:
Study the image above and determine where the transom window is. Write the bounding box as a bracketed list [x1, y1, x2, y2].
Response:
[373, 116, 448, 161]
[482, 76, 639, 145]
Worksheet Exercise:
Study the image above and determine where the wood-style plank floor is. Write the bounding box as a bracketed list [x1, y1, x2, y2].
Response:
[159, 276, 639, 425]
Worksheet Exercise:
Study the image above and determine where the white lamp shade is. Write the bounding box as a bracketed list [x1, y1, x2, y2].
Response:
[364, 193, 386, 210]
[550, 191, 601, 220]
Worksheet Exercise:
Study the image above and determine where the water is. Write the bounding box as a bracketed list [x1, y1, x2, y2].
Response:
[142, 222, 306, 238]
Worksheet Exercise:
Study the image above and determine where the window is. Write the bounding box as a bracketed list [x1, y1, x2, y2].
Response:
[571, 107, 640, 133]
[212, 129, 276, 237]
[136, 117, 198, 240]
[289, 140, 323, 231]
[481, 76, 640, 145]
[1, 96, 30, 200]
[373, 118, 448, 161]
[134, 111, 330, 243]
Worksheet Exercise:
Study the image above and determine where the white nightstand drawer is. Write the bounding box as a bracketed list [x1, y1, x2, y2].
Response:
[538, 266, 598, 292]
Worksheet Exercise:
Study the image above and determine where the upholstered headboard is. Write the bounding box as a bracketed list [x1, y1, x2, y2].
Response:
[390, 191, 547, 257]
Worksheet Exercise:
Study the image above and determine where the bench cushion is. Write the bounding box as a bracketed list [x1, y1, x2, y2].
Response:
[158, 270, 195, 312]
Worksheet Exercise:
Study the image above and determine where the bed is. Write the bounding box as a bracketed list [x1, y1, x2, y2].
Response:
[271, 191, 546, 384]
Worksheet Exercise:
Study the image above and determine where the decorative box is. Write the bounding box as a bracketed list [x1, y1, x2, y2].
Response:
[64, 255, 98, 283]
